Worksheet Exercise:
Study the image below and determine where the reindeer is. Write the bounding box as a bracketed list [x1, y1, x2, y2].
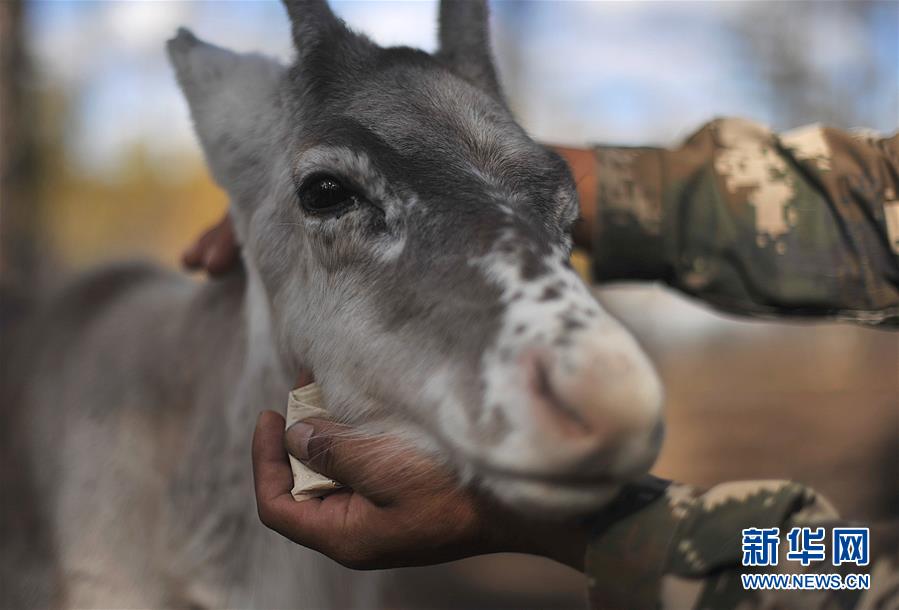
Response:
[1, 1, 663, 607]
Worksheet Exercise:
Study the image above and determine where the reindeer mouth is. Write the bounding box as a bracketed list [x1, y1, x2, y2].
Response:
[475, 467, 623, 516]
[475, 461, 618, 488]
[450, 448, 626, 516]
[372, 403, 630, 514]
[314, 376, 638, 516]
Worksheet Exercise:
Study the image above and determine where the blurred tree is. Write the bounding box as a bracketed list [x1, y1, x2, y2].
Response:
[2, 1, 226, 279]
[0, 0, 40, 290]
[733, 0, 890, 130]
[43, 141, 225, 269]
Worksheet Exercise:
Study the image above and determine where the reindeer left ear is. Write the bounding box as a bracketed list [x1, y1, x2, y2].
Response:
[436, 0, 503, 100]
[167, 28, 285, 219]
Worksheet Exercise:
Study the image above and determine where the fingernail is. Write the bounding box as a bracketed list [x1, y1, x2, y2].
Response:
[204, 246, 219, 267]
[285, 422, 314, 461]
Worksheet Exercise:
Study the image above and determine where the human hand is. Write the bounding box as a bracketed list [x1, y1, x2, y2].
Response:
[252, 397, 588, 571]
[181, 212, 240, 276]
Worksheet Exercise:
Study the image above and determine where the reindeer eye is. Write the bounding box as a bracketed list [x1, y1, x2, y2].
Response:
[298, 175, 359, 214]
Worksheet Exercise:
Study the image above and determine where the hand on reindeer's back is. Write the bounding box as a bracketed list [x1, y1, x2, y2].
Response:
[181, 212, 241, 276]
[252, 395, 588, 571]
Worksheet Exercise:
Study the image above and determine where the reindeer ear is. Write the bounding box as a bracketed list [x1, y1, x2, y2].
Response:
[166, 28, 285, 209]
[282, 0, 352, 61]
[436, 0, 503, 99]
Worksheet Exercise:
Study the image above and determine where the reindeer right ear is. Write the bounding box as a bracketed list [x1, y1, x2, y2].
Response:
[282, 0, 354, 61]
[436, 0, 503, 100]
[167, 28, 285, 210]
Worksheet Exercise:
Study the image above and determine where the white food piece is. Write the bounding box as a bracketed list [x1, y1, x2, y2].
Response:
[285, 383, 343, 501]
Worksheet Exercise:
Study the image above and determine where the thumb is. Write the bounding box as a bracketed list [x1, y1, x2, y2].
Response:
[285, 418, 438, 505]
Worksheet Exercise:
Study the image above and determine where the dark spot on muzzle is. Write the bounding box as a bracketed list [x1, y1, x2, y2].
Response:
[554, 335, 572, 348]
[561, 315, 585, 332]
[520, 252, 549, 281]
[540, 286, 561, 301]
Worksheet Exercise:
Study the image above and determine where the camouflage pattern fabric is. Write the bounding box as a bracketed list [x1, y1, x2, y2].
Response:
[584, 119, 899, 607]
[586, 476, 899, 609]
[591, 118, 899, 327]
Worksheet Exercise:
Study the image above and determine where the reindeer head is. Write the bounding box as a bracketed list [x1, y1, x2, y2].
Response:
[167, 0, 663, 515]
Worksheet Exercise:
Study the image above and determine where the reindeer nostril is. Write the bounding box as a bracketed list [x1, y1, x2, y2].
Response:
[532, 357, 593, 435]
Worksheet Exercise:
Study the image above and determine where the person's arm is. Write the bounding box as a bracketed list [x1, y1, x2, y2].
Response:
[253, 404, 899, 608]
[183, 120, 899, 326]
[566, 119, 899, 327]
[585, 478, 899, 609]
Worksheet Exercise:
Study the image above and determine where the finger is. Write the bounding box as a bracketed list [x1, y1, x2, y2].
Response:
[252, 410, 295, 502]
[205, 216, 241, 275]
[181, 224, 216, 269]
[252, 410, 348, 550]
[204, 245, 234, 276]
[286, 418, 444, 505]
[181, 244, 202, 269]
[253, 411, 328, 544]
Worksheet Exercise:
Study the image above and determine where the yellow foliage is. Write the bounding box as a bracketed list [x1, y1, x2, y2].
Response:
[570, 249, 591, 283]
[41, 143, 226, 270]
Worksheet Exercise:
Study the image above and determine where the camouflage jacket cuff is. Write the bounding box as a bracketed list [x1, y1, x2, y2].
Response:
[585, 478, 831, 609]
[590, 146, 671, 283]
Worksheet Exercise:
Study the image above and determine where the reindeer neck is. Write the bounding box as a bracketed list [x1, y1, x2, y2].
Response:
[167, 262, 294, 590]
[228, 260, 293, 431]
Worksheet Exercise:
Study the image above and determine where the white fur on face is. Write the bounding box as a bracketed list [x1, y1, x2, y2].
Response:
[446, 236, 664, 511]
[466, 239, 606, 446]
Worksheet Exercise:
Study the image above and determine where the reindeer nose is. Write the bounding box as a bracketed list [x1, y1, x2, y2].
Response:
[520, 326, 663, 476]
[529, 355, 600, 440]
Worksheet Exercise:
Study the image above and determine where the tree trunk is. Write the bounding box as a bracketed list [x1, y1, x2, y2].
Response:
[0, 0, 39, 291]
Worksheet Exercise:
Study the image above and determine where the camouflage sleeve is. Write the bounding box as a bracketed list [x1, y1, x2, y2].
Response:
[585, 476, 899, 609]
[591, 118, 899, 327]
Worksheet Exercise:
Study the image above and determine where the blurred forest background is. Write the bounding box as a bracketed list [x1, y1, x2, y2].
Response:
[2, 0, 897, 277]
[1, 2, 897, 606]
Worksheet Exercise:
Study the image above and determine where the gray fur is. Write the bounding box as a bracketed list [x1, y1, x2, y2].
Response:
[2, 1, 663, 607]
[437, 0, 503, 99]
